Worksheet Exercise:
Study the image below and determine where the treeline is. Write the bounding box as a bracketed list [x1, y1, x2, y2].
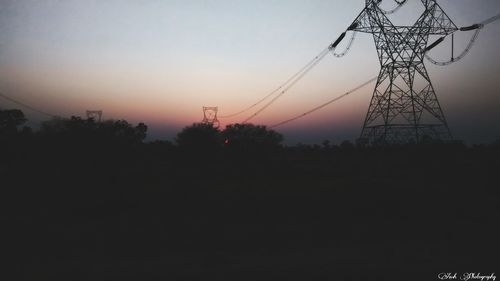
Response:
[3, 106, 500, 202]
[3, 107, 500, 150]
[3, 107, 500, 190]
[2, 107, 500, 280]
[0, 108, 283, 149]
[0, 108, 147, 143]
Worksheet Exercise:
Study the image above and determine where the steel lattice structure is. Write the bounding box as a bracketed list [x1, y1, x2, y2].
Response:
[351, 0, 458, 144]
[86, 110, 103, 122]
[202, 106, 220, 128]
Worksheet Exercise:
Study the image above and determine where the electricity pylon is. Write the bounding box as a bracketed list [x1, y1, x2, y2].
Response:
[351, 0, 457, 144]
[86, 110, 103, 122]
[202, 106, 220, 128]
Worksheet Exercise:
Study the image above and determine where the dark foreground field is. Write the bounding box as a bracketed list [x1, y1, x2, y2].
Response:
[1, 117, 499, 280]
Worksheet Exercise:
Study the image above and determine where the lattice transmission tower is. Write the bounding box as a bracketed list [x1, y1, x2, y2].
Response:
[86, 110, 103, 122]
[351, 0, 458, 144]
[201, 106, 220, 128]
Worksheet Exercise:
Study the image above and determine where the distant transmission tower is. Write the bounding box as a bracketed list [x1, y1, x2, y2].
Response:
[202, 106, 220, 128]
[86, 110, 103, 122]
[351, 0, 459, 144]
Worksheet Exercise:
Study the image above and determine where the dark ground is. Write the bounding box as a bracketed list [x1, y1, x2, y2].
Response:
[1, 125, 499, 280]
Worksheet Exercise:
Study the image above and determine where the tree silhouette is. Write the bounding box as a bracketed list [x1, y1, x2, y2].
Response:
[340, 140, 354, 150]
[222, 123, 283, 150]
[0, 108, 27, 134]
[175, 123, 222, 150]
[40, 116, 147, 144]
[99, 120, 148, 144]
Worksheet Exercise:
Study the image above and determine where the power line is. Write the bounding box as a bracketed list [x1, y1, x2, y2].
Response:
[219, 45, 331, 118]
[425, 28, 481, 66]
[270, 76, 377, 128]
[480, 13, 500, 26]
[0, 92, 58, 118]
[241, 47, 331, 124]
[425, 12, 500, 66]
[220, 27, 358, 120]
[239, 27, 359, 124]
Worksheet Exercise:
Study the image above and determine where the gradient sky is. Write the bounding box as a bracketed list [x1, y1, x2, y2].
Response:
[1, 0, 499, 144]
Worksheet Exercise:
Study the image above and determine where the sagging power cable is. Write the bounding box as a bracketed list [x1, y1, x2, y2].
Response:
[425, 12, 500, 66]
[241, 28, 356, 123]
[219, 46, 331, 118]
[241, 47, 331, 123]
[480, 13, 500, 26]
[270, 76, 377, 128]
[0, 91, 58, 118]
[425, 28, 481, 66]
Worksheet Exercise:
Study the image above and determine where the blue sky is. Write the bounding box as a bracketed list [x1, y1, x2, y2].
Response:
[1, 0, 499, 144]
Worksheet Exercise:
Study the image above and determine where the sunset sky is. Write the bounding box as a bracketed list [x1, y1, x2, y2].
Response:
[1, 0, 499, 144]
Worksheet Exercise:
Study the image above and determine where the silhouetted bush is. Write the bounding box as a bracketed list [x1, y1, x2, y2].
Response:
[340, 140, 354, 150]
[99, 120, 147, 144]
[175, 123, 222, 150]
[222, 123, 283, 150]
[0, 108, 27, 135]
[39, 116, 147, 145]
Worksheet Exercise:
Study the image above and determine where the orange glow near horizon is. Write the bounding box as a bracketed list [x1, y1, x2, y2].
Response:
[0, 49, 378, 132]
